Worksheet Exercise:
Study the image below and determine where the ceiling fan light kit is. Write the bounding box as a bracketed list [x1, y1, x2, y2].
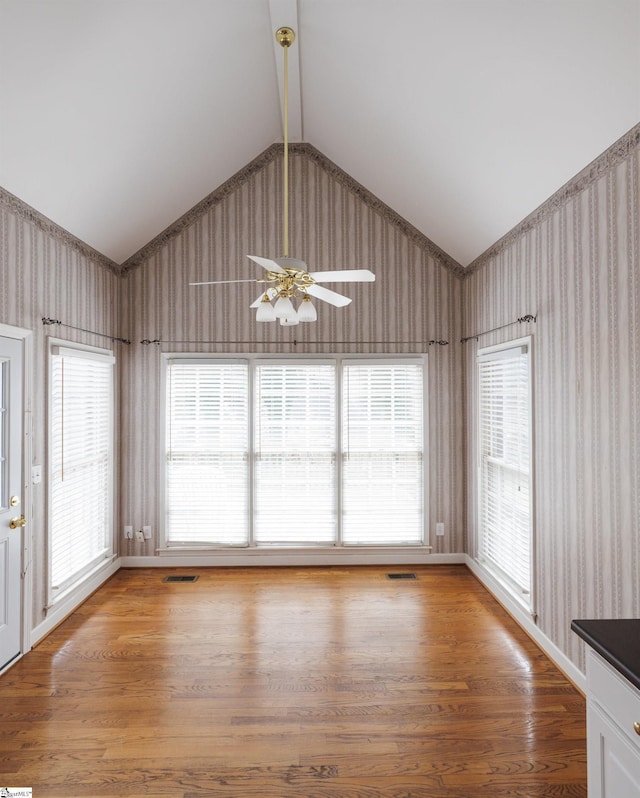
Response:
[190, 26, 375, 326]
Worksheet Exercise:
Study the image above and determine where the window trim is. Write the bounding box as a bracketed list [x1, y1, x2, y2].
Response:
[476, 335, 535, 615]
[47, 338, 116, 605]
[160, 353, 429, 552]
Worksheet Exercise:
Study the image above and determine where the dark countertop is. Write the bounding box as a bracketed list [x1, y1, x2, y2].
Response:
[571, 619, 640, 692]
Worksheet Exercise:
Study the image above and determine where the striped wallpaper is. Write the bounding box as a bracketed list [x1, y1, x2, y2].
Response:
[0, 188, 120, 627]
[464, 124, 640, 671]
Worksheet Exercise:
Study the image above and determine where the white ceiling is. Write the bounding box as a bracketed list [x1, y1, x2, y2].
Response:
[1, 0, 639, 268]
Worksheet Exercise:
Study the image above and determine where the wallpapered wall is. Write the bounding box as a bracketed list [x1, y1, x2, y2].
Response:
[463, 124, 640, 670]
[0, 189, 120, 627]
[118, 146, 465, 560]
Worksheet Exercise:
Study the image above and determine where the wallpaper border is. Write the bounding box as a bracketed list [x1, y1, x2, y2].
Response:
[120, 142, 465, 278]
[0, 186, 120, 274]
[466, 122, 640, 274]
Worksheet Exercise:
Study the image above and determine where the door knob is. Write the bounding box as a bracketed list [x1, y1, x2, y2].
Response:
[9, 515, 26, 529]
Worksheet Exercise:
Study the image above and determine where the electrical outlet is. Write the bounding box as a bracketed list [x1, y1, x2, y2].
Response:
[143, 525, 152, 540]
[436, 522, 445, 537]
[124, 525, 133, 540]
[135, 529, 144, 542]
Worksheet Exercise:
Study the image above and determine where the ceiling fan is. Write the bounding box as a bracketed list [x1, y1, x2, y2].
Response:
[190, 26, 375, 326]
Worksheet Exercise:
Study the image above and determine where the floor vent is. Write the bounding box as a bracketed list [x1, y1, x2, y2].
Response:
[163, 575, 199, 583]
[387, 573, 417, 580]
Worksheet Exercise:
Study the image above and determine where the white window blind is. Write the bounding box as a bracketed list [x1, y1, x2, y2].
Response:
[49, 345, 114, 596]
[342, 362, 424, 545]
[478, 343, 532, 604]
[254, 363, 336, 544]
[164, 356, 427, 549]
[166, 361, 249, 545]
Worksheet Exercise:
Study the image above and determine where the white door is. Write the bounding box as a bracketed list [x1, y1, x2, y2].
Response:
[0, 335, 24, 671]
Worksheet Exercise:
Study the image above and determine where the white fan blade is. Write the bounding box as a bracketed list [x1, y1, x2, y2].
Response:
[306, 284, 352, 307]
[190, 279, 257, 286]
[249, 287, 279, 308]
[308, 269, 375, 283]
[247, 255, 288, 274]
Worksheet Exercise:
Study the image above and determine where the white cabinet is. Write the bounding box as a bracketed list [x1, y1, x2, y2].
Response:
[586, 649, 640, 797]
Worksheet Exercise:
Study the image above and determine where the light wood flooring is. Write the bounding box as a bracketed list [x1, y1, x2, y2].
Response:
[0, 565, 587, 797]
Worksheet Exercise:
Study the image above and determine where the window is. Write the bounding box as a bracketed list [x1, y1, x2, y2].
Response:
[254, 363, 336, 545]
[48, 343, 115, 599]
[342, 362, 424, 545]
[164, 356, 426, 548]
[166, 360, 249, 545]
[477, 339, 533, 608]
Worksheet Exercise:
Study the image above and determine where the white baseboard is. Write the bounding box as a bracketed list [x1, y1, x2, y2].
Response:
[119, 550, 468, 568]
[464, 555, 586, 694]
[31, 558, 121, 647]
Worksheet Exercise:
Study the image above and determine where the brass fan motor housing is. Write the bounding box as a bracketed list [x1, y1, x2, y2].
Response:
[263, 268, 315, 298]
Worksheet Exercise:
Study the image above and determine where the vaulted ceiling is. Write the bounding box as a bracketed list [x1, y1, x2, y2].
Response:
[1, 0, 638, 268]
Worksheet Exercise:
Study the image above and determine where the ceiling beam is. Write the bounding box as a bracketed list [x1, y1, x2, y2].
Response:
[269, 0, 303, 142]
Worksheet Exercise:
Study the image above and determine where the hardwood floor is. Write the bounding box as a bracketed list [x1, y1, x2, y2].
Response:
[0, 565, 587, 797]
